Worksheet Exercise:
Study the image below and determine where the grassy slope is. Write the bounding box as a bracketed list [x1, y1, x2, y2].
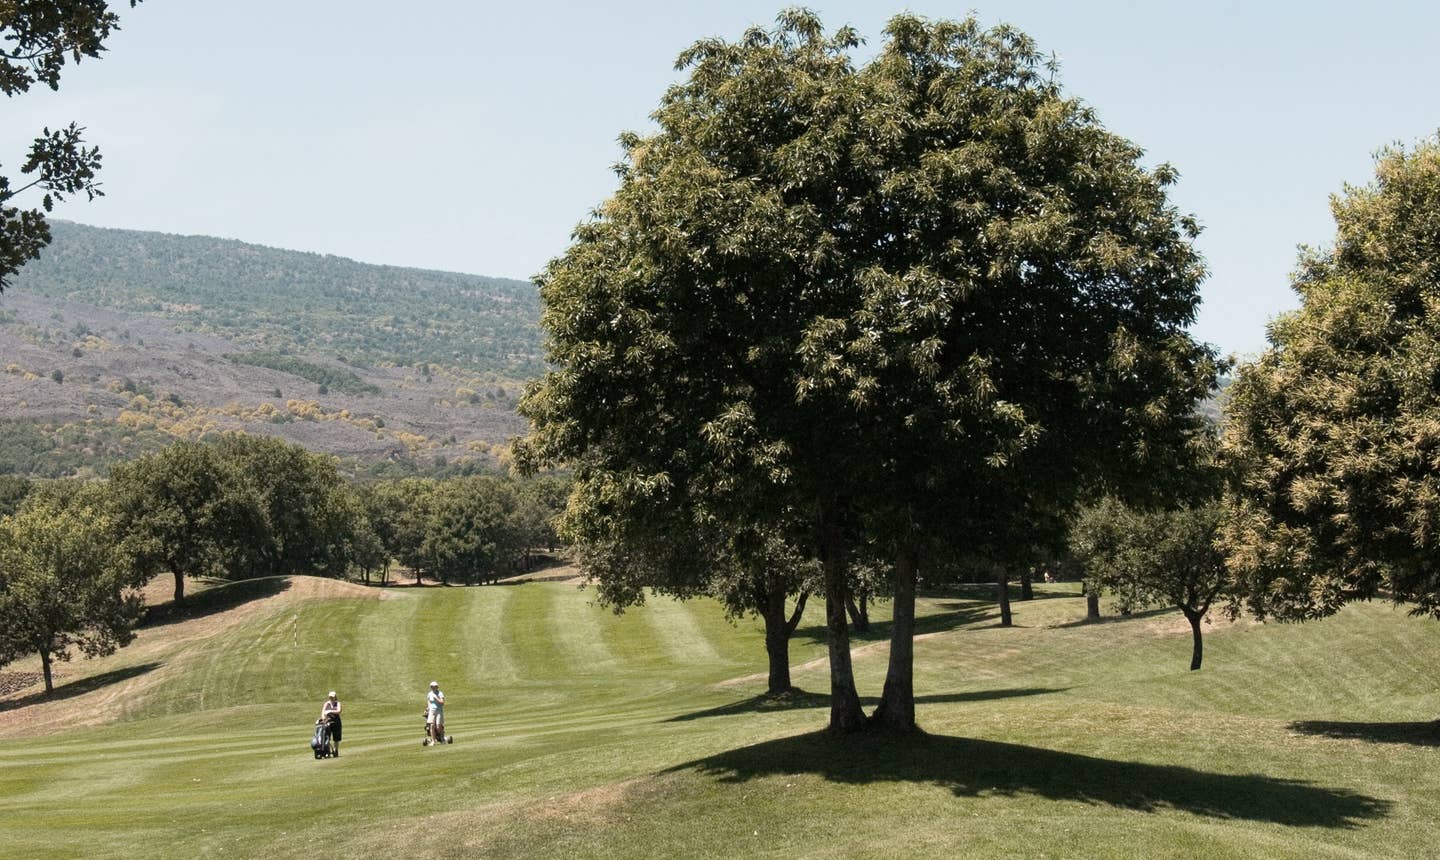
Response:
[1, 581, 1438, 859]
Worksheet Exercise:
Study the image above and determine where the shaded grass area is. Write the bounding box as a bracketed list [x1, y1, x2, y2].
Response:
[142, 576, 292, 627]
[1288, 720, 1440, 747]
[673, 730, 1390, 828]
[0, 663, 161, 714]
[1, 580, 1438, 858]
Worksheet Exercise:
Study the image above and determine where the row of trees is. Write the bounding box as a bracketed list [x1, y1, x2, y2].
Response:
[0, 435, 568, 692]
[517, 8, 1440, 732]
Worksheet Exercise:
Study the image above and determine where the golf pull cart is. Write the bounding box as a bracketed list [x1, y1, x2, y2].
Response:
[310, 717, 337, 759]
[423, 712, 453, 746]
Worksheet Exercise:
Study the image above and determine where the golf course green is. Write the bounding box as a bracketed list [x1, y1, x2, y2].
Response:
[1, 576, 1436, 858]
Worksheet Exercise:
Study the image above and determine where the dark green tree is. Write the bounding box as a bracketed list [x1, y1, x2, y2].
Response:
[422, 476, 520, 585]
[0, 490, 144, 693]
[2, 1, 141, 291]
[107, 440, 264, 603]
[213, 434, 357, 578]
[1071, 498, 1229, 670]
[518, 10, 1216, 734]
[0, 474, 32, 517]
[1223, 138, 1440, 623]
[566, 491, 816, 695]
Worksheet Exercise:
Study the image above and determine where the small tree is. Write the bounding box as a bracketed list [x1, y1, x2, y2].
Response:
[0, 495, 143, 693]
[1071, 498, 1229, 670]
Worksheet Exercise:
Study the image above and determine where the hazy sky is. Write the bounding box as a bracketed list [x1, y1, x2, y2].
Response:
[6, 1, 1438, 357]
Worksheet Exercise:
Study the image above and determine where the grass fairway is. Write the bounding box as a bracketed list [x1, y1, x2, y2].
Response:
[2, 578, 1438, 858]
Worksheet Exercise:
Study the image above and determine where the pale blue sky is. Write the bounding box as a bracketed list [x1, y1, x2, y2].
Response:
[6, 1, 1437, 357]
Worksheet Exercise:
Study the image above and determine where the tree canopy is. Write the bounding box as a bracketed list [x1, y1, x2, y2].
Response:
[1, 0, 140, 291]
[518, 9, 1217, 733]
[1223, 138, 1440, 621]
[0, 488, 143, 692]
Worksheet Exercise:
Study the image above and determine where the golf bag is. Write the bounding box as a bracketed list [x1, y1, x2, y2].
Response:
[311, 717, 335, 759]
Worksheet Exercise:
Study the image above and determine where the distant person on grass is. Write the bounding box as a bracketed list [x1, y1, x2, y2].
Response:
[321, 691, 342, 756]
[425, 680, 446, 745]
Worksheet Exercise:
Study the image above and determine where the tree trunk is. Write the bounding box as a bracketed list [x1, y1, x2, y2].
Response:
[871, 545, 917, 732]
[39, 649, 54, 694]
[760, 583, 794, 695]
[845, 592, 870, 633]
[172, 570, 186, 604]
[819, 523, 865, 734]
[1185, 608, 1204, 671]
[997, 569, 1013, 627]
[380, 560, 390, 586]
[1085, 584, 1100, 621]
[1020, 569, 1034, 601]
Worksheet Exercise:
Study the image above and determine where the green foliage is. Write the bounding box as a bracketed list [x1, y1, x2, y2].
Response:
[212, 434, 358, 579]
[0, 474, 32, 517]
[1223, 138, 1440, 621]
[12, 221, 542, 376]
[1, 2, 140, 292]
[1070, 498, 1229, 668]
[0, 417, 179, 478]
[0, 489, 144, 691]
[421, 476, 522, 584]
[519, 10, 1218, 730]
[106, 440, 266, 602]
[225, 352, 379, 395]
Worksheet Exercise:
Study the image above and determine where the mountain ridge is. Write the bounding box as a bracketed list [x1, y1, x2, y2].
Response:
[0, 221, 542, 478]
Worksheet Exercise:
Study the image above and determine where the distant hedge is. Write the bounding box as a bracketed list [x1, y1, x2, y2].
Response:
[225, 352, 379, 395]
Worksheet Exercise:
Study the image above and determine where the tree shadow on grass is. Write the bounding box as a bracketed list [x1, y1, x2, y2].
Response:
[668, 731, 1391, 829]
[1050, 605, 1175, 629]
[1288, 720, 1440, 747]
[793, 600, 996, 648]
[143, 576, 292, 628]
[665, 686, 1068, 723]
[0, 662, 162, 713]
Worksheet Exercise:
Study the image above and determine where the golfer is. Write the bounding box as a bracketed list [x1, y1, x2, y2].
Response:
[320, 691, 342, 756]
[425, 681, 445, 745]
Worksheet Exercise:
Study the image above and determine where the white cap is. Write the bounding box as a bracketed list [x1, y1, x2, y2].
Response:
[328, 691, 337, 697]
[429, 681, 439, 687]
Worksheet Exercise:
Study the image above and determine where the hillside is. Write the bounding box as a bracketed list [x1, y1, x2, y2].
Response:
[0, 222, 543, 476]
[0, 580, 1437, 858]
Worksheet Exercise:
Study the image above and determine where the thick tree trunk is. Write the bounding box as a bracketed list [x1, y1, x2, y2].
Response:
[872, 545, 917, 732]
[1020, 569, 1034, 601]
[997, 569, 1013, 627]
[39, 649, 54, 694]
[172, 570, 186, 604]
[819, 524, 865, 734]
[1085, 583, 1100, 621]
[1185, 608, 1204, 671]
[761, 584, 794, 695]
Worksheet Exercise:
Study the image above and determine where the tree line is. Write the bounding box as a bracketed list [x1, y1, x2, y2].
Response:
[0, 436, 568, 693]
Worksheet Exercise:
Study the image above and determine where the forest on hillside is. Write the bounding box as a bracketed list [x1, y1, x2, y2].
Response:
[0, 222, 539, 478]
[9, 221, 545, 378]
